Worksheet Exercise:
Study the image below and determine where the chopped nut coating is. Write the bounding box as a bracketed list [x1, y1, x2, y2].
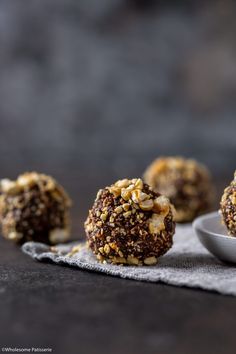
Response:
[85, 178, 175, 265]
[220, 171, 236, 236]
[0, 172, 71, 244]
[144, 157, 214, 222]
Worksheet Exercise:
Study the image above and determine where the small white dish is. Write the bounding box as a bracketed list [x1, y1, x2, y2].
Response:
[193, 211, 236, 264]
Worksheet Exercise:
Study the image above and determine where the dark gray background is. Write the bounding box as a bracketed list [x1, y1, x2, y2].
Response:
[0, 0, 235, 226]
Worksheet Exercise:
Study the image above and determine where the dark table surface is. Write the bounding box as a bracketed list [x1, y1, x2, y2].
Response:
[1, 214, 236, 354]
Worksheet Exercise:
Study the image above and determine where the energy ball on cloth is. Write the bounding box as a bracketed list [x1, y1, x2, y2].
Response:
[0, 172, 72, 244]
[220, 171, 236, 236]
[143, 157, 213, 223]
[84, 178, 175, 265]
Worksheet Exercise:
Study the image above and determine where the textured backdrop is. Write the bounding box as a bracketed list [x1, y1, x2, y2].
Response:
[0, 0, 235, 227]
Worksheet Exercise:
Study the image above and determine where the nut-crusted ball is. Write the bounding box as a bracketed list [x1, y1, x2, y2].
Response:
[0, 172, 72, 244]
[144, 157, 213, 222]
[220, 171, 236, 236]
[85, 178, 175, 265]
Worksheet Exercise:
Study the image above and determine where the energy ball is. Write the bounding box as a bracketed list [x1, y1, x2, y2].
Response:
[0, 172, 72, 244]
[144, 157, 213, 223]
[220, 171, 236, 236]
[85, 178, 175, 265]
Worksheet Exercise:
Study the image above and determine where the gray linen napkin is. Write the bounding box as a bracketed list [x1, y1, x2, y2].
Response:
[22, 225, 236, 296]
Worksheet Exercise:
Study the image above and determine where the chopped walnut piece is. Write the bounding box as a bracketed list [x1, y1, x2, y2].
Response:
[104, 244, 110, 254]
[153, 196, 170, 216]
[144, 256, 157, 265]
[115, 179, 130, 188]
[149, 214, 165, 234]
[127, 256, 139, 265]
[139, 199, 154, 211]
